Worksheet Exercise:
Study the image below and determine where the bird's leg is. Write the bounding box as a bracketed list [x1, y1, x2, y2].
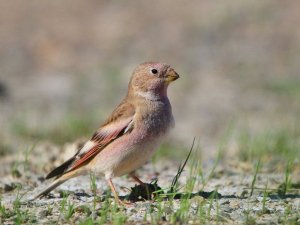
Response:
[107, 178, 122, 204]
[107, 179, 131, 206]
[129, 172, 144, 185]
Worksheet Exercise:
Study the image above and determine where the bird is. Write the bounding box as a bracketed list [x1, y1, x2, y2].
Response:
[33, 62, 179, 205]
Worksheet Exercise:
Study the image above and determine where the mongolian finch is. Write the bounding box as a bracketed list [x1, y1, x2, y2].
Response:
[33, 62, 179, 204]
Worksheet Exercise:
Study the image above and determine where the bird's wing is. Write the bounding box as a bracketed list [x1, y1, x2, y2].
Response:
[46, 100, 135, 179]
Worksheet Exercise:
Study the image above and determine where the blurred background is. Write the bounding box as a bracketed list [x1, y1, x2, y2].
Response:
[0, 0, 299, 164]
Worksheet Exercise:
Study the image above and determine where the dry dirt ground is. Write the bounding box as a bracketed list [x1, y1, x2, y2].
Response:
[0, 142, 299, 224]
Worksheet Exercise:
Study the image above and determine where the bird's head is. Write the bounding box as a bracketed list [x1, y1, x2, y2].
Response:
[128, 62, 179, 100]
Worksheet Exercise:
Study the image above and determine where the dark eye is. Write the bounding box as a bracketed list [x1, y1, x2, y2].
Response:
[151, 68, 158, 74]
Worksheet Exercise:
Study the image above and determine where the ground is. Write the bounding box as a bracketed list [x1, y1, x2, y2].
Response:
[0, 141, 299, 224]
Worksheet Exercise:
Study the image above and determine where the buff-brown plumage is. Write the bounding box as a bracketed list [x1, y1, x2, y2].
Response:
[32, 62, 179, 205]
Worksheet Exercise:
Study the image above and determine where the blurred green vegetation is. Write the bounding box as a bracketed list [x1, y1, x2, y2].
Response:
[11, 114, 97, 145]
[237, 127, 300, 165]
[0, 142, 13, 156]
[264, 79, 300, 97]
[153, 143, 188, 163]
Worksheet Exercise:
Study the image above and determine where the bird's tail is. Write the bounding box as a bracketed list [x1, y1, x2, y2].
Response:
[33, 178, 65, 200]
[30, 171, 78, 201]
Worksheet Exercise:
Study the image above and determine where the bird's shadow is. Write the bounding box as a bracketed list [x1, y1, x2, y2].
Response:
[119, 183, 300, 203]
[120, 183, 236, 202]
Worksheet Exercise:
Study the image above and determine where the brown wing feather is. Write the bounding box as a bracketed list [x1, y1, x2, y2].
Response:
[102, 99, 135, 126]
[45, 100, 135, 179]
[70, 124, 129, 170]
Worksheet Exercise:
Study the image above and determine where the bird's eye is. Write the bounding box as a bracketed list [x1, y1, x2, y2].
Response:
[150, 68, 158, 75]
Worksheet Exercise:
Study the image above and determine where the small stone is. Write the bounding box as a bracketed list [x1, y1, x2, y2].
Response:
[222, 205, 233, 213]
[39, 209, 51, 217]
[229, 200, 240, 209]
[237, 190, 248, 198]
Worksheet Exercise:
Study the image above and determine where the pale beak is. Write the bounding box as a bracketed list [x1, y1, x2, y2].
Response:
[165, 68, 180, 83]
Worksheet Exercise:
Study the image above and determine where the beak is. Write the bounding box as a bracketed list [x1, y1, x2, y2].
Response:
[165, 68, 180, 83]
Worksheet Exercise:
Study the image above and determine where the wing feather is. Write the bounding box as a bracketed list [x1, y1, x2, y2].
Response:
[45, 100, 135, 179]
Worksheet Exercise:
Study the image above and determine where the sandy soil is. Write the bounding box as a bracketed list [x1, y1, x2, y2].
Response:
[0, 142, 299, 224]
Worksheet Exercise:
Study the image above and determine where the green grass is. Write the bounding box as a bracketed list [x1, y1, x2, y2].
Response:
[10, 145, 35, 178]
[250, 160, 261, 196]
[0, 141, 13, 156]
[264, 79, 300, 97]
[237, 127, 299, 165]
[277, 161, 294, 196]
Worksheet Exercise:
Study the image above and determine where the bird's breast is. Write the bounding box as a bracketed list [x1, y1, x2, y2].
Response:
[135, 99, 174, 138]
